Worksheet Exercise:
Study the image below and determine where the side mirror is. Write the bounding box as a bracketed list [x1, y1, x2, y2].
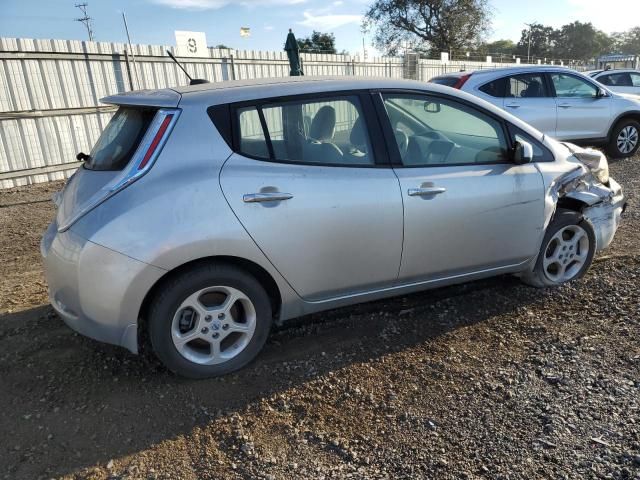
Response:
[513, 140, 533, 164]
[596, 87, 608, 98]
[424, 101, 441, 113]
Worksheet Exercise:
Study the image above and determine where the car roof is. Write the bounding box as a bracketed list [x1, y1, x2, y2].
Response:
[104, 76, 460, 107]
[591, 68, 640, 76]
[432, 65, 575, 79]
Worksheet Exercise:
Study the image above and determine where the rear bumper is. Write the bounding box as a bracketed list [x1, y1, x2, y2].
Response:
[41, 220, 165, 353]
[583, 178, 626, 252]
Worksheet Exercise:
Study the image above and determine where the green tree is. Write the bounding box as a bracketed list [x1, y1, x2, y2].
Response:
[516, 23, 555, 60]
[363, 0, 492, 55]
[296, 31, 337, 54]
[479, 39, 516, 55]
[611, 27, 640, 54]
[553, 22, 611, 61]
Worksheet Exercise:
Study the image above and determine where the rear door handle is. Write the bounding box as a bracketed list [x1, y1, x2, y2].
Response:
[243, 192, 293, 203]
[505, 103, 520, 109]
[408, 187, 446, 197]
[558, 103, 571, 109]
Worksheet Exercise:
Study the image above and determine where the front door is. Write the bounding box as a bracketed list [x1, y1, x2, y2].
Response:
[220, 94, 403, 301]
[380, 92, 545, 282]
[549, 72, 611, 140]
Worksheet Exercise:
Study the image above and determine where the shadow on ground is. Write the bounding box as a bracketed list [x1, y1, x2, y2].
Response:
[0, 273, 544, 479]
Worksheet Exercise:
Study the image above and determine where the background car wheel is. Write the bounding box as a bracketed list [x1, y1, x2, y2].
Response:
[606, 119, 640, 158]
[521, 209, 596, 288]
[148, 263, 272, 379]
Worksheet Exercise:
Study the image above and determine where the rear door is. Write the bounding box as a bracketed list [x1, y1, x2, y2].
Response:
[219, 93, 403, 301]
[378, 92, 545, 282]
[501, 73, 557, 136]
[549, 72, 611, 140]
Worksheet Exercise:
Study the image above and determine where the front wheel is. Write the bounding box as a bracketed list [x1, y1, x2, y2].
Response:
[148, 263, 272, 379]
[606, 119, 640, 158]
[521, 209, 596, 288]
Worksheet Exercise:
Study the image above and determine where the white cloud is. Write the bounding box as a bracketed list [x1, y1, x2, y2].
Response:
[298, 11, 362, 30]
[153, 0, 305, 10]
[264, 25, 275, 31]
[332, 0, 344, 5]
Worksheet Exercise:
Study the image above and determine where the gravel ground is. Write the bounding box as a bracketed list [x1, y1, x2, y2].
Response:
[0, 156, 639, 480]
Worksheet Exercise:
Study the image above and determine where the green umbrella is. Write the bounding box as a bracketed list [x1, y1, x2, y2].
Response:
[284, 28, 304, 76]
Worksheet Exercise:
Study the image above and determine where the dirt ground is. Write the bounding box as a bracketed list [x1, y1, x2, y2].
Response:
[0, 156, 639, 480]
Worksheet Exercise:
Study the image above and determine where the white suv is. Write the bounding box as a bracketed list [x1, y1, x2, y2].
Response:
[430, 66, 640, 158]
[587, 69, 640, 97]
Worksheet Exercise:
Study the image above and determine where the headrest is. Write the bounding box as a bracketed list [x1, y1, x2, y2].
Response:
[309, 106, 336, 141]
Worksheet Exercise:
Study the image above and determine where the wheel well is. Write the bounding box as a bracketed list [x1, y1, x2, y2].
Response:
[137, 256, 282, 350]
[609, 114, 640, 140]
[556, 197, 589, 214]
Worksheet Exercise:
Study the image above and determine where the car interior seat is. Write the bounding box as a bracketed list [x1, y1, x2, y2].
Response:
[304, 106, 343, 163]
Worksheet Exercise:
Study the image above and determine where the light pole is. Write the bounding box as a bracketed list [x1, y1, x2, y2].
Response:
[524, 22, 534, 64]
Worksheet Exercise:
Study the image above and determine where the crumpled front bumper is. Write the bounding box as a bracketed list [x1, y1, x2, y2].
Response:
[581, 177, 626, 251]
[40, 220, 165, 353]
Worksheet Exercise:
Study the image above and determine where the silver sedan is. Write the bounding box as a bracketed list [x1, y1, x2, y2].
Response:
[41, 77, 626, 378]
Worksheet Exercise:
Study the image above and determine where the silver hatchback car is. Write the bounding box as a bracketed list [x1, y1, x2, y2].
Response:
[41, 77, 625, 378]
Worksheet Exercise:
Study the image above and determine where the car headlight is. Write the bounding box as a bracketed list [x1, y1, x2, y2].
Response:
[573, 150, 609, 184]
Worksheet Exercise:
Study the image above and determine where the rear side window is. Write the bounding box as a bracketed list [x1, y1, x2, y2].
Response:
[506, 73, 548, 98]
[479, 78, 506, 97]
[430, 76, 460, 87]
[599, 73, 632, 87]
[236, 96, 374, 166]
[84, 107, 156, 171]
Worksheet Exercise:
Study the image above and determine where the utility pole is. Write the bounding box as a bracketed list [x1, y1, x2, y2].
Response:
[524, 22, 535, 64]
[75, 3, 94, 41]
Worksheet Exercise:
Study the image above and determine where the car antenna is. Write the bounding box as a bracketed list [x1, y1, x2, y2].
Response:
[166, 50, 209, 85]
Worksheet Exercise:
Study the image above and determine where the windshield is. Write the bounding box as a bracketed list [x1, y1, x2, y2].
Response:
[84, 107, 156, 171]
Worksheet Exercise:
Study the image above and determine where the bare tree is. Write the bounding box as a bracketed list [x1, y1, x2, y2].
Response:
[363, 0, 492, 55]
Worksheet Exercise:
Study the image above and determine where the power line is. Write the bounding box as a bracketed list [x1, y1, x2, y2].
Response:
[74, 3, 94, 42]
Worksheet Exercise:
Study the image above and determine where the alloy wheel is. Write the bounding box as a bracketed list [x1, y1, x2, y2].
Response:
[542, 225, 590, 283]
[171, 286, 257, 365]
[617, 125, 638, 154]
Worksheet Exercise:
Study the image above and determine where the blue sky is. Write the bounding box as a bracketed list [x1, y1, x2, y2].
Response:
[0, 0, 637, 57]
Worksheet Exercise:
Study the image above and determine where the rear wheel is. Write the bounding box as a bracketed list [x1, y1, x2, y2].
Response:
[148, 263, 272, 379]
[521, 209, 596, 288]
[606, 119, 640, 158]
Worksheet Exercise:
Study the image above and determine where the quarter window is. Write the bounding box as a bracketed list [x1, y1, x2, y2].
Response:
[236, 96, 374, 166]
[551, 73, 598, 98]
[507, 74, 548, 98]
[478, 78, 506, 97]
[383, 94, 508, 166]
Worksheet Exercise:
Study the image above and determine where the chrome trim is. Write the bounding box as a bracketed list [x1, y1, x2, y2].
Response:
[57, 108, 181, 232]
[243, 192, 294, 203]
[407, 187, 446, 196]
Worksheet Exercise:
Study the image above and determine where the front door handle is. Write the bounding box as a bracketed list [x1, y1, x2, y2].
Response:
[243, 192, 293, 203]
[558, 103, 571, 109]
[408, 187, 446, 197]
[505, 103, 520, 109]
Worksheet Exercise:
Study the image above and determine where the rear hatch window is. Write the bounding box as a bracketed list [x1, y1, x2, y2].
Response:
[84, 107, 156, 171]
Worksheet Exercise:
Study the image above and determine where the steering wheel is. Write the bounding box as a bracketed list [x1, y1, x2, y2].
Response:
[394, 129, 409, 159]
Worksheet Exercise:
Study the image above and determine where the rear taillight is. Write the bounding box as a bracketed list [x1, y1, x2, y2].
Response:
[139, 114, 174, 170]
[453, 74, 471, 89]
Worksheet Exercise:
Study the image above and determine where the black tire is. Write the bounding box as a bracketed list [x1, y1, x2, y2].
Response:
[606, 118, 640, 158]
[521, 209, 596, 288]
[148, 263, 272, 379]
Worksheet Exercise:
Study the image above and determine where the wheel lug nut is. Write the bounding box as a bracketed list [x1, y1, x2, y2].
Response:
[212, 332, 219, 339]
[218, 313, 225, 320]
[222, 324, 229, 330]
[205, 315, 212, 321]
[201, 327, 208, 334]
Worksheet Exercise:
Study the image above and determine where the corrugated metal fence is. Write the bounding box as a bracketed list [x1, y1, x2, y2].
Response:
[0, 37, 560, 188]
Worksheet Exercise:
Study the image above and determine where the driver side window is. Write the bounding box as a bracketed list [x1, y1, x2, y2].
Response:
[551, 73, 597, 98]
[382, 94, 508, 166]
